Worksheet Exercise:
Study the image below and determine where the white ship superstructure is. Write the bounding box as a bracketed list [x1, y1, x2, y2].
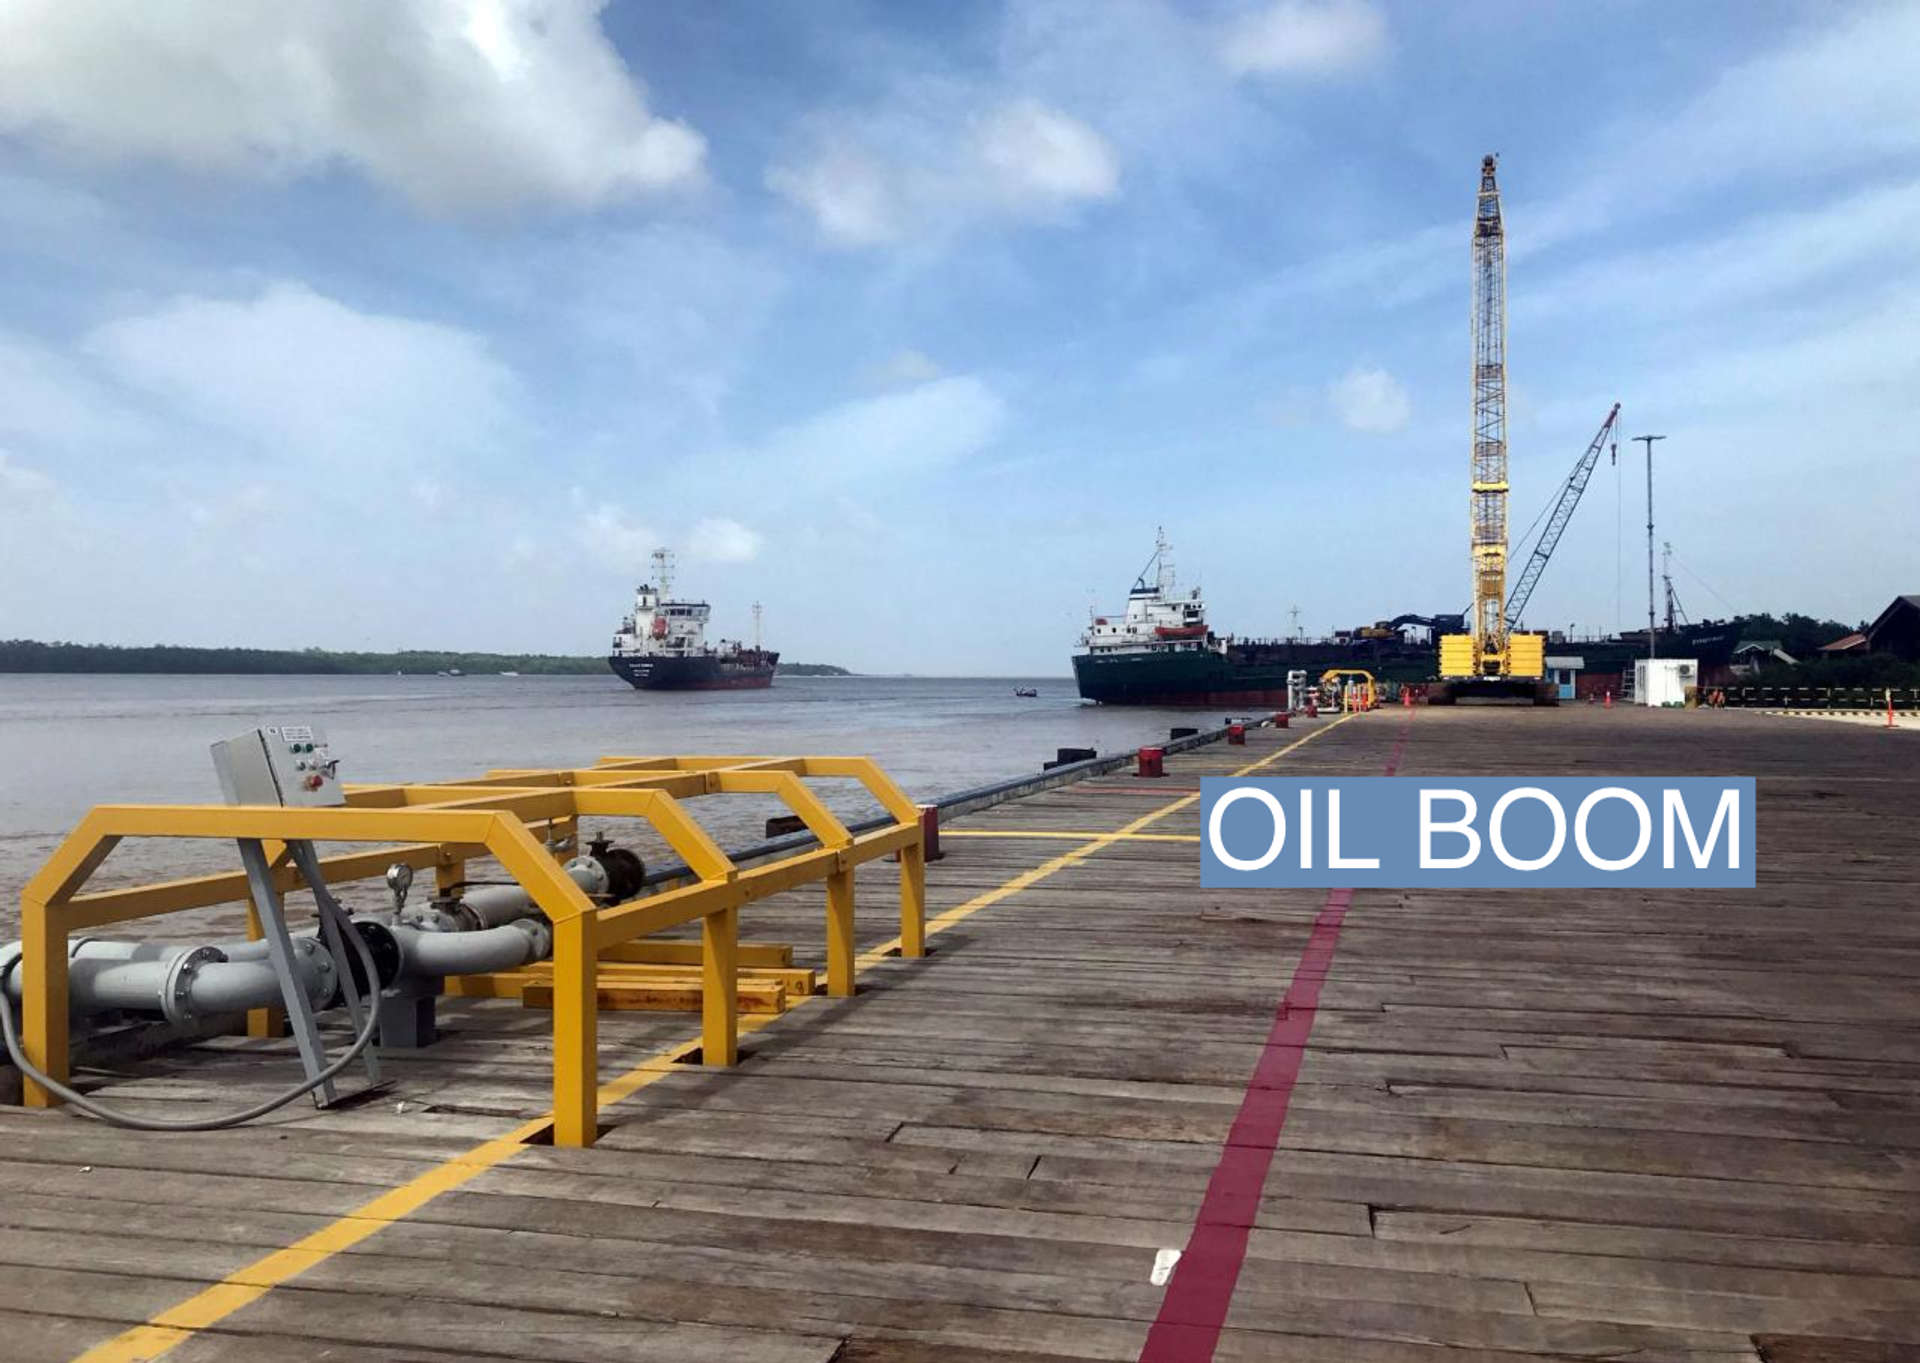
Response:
[1079, 529, 1215, 657]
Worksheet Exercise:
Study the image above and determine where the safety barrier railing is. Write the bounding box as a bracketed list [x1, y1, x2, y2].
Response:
[14, 754, 924, 1147]
[1714, 686, 1919, 711]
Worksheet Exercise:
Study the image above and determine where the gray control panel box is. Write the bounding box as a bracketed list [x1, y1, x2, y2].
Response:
[211, 725, 345, 807]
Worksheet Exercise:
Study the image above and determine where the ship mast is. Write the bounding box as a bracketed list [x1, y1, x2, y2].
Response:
[752, 601, 763, 650]
[652, 547, 675, 600]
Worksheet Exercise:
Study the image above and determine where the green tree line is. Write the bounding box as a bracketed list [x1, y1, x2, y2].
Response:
[0, 640, 848, 677]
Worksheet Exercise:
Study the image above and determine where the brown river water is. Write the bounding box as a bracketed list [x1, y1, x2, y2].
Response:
[0, 673, 1215, 939]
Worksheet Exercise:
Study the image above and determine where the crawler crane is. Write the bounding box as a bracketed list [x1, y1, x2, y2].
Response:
[1432, 155, 1555, 705]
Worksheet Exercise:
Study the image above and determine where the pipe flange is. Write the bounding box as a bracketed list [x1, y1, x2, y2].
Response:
[349, 920, 402, 993]
[404, 906, 462, 934]
[160, 946, 226, 1025]
[514, 917, 553, 960]
[564, 854, 612, 899]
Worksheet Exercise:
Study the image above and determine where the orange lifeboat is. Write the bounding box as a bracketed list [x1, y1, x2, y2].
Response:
[651, 616, 669, 638]
[1154, 624, 1207, 639]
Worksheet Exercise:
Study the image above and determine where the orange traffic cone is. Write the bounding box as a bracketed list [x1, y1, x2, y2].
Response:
[1604, 691, 1613, 709]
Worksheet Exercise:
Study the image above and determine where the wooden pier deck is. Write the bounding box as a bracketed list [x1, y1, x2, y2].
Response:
[2, 707, 1917, 1362]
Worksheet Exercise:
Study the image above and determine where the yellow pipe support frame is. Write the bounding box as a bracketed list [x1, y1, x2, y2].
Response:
[12, 752, 924, 1144]
[826, 864, 856, 997]
[900, 840, 927, 960]
[702, 905, 739, 1067]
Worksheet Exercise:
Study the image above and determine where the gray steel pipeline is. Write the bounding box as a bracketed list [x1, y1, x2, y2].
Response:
[1, 936, 334, 1024]
[372, 854, 601, 978]
[436, 856, 608, 931]
[0, 851, 608, 1021]
[389, 918, 551, 978]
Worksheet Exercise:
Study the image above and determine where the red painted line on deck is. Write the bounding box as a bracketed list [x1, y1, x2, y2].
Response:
[1139, 713, 1413, 1362]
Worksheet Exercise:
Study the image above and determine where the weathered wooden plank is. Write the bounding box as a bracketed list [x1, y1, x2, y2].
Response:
[0, 709, 1913, 1362]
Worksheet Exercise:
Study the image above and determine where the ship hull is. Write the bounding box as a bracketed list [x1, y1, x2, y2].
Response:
[608, 652, 778, 691]
[1073, 643, 1432, 706]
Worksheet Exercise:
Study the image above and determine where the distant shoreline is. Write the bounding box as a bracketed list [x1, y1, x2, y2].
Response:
[0, 640, 852, 678]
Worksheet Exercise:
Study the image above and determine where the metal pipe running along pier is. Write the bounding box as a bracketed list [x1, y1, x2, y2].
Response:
[1, 707, 1917, 1362]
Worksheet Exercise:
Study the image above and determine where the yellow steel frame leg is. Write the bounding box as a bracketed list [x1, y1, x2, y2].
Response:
[899, 843, 926, 959]
[19, 894, 64, 1109]
[826, 867, 856, 997]
[702, 906, 738, 1066]
[551, 916, 598, 1147]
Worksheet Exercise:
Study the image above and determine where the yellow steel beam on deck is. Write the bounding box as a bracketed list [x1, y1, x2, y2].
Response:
[598, 939, 794, 968]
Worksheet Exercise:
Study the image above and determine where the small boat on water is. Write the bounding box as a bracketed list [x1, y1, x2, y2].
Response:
[1013, 687, 1038, 698]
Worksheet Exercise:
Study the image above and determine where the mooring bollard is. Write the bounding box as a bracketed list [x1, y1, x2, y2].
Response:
[1306, 701, 1318, 718]
[1274, 711, 1289, 729]
[1227, 723, 1246, 746]
[1137, 746, 1165, 778]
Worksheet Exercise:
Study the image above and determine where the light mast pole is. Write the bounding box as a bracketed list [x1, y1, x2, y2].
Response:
[1631, 435, 1664, 659]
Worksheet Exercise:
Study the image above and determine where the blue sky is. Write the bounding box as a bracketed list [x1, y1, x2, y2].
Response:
[1, 1, 1914, 673]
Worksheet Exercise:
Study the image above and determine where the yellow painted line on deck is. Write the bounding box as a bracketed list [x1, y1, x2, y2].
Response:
[77, 714, 1358, 1363]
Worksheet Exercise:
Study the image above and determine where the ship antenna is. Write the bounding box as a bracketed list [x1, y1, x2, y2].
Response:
[752, 601, 763, 650]
[652, 547, 675, 599]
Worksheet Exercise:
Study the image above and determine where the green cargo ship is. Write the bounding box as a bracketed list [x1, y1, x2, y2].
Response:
[1071, 534, 1445, 706]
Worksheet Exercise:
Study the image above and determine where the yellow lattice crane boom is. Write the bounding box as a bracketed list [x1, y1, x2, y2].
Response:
[1435, 154, 1551, 704]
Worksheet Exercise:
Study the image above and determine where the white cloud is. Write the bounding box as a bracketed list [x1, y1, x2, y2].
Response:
[577, 500, 658, 574]
[572, 505, 757, 574]
[1631, 4, 1920, 195]
[998, 1, 1276, 189]
[0, 330, 151, 458]
[0, 449, 56, 499]
[86, 283, 521, 471]
[1514, 6, 1920, 257]
[766, 148, 901, 246]
[1522, 182, 1920, 328]
[769, 97, 1118, 247]
[765, 376, 1008, 482]
[689, 517, 763, 563]
[1221, 0, 1386, 78]
[974, 99, 1119, 205]
[0, 0, 705, 214]
[1327, 365, 1409, 433]
[866, 349, 946, 388]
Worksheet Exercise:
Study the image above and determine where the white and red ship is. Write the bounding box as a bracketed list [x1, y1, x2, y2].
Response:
[608, 550, 777, 691]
